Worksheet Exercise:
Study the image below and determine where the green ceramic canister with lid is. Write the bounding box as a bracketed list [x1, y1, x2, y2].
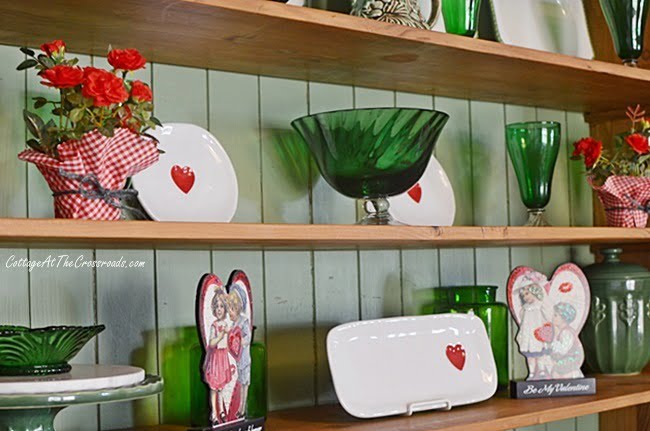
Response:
[581, 248, 650, 375]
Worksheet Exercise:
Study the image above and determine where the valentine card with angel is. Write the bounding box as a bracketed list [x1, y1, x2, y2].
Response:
[507, 263, 590, 381]
[197, 270, 253, 427]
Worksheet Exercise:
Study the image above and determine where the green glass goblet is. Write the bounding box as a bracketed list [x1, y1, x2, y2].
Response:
[506, 121, 561, 227]
[599, 0, 650, 67]
[442, 0, 482, 37]
[292, 108, 449, 225]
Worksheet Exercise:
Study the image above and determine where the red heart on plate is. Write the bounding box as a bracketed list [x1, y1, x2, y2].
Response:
[534, 322, 553, 343]
[171, 165, 195, 194]
[446, 344, 466, 371]
[407, 183, 422, 203]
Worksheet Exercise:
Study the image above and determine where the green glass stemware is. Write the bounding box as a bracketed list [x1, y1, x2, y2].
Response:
[599, 0, 650, 66]
[442, 0, 482, 37]
[292, 108, 449, 225]
[506, 121, 560, 227]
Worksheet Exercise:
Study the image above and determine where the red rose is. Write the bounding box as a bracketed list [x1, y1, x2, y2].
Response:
[130, 80, 152, 102]
[40, 40, 65, 57]
[40, 65, 84, 89]
[573, 137, 602, 168]
[82, 68, 128, 107]
[107, 48, 146, 71]
[625, 133, 650, 155]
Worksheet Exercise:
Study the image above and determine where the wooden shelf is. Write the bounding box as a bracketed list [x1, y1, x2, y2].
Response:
[0, 218, 648, 249]
[3, 0, 650, 114]
[122, 375, 650, 431]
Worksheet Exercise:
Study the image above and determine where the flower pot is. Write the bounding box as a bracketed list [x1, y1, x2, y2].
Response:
[581, 248, 650, 375]
[592, 176, 650, 228]
[18, 128, 159, 220]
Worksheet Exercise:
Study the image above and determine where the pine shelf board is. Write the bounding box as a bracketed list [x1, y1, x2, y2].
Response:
[0, 218, 648, 249]
[2, 0, 650, 114]
[120, 375, 650, 431]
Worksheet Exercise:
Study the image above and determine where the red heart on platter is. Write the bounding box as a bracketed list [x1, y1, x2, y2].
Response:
[228, 326, 242, 360]
[407, 183, 422, 203]
[534, 322, 553, 343]
[446, 343, 466, 371]
[171, 165, 196, 194]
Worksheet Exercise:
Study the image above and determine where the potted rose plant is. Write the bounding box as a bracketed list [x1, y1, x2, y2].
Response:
[572, 105, 650, 228]
[16, 40, 160, 220]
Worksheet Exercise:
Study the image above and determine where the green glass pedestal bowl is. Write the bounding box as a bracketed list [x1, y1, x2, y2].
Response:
[0, 325, 105, 376]
[292, 108, 449, 225]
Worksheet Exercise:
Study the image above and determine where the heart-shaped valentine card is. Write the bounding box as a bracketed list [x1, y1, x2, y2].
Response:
[507, 263, 590, 381]
[197, 270, 253, 425]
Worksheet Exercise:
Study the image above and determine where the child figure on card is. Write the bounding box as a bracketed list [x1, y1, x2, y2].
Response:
[227, 286, 252, 419]
[550, 302, 585, 379]
[204, 287, 233, 423]
[516, 283, 551, 380]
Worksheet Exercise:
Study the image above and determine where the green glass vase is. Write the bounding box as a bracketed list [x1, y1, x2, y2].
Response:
[292, 108, 449, 225]
[581, 248, 650, 375]
[506, 121, 561, 227]
[447, 286, 509, 387]
[599, 0, 650, 66]
[417, 287, 451, 315]
[442, 0, 481, 37]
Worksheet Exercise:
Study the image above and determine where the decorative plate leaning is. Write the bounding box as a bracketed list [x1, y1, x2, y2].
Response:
[16, 40, 160, 220]
[327, 314, 497, 418]
[572, 106, 650, 228]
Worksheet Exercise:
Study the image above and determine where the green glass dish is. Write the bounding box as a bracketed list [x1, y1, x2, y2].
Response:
[581, 248, 650, 375]
[447, 286, 509, 388]
[292, 108, 449, 225]
[599, 0, 650, 66]
[442, 0, 482, 37]
[506, 121, 561, 226]
[0, 325, 105, 376]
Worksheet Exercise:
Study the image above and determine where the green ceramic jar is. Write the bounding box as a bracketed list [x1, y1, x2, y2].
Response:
[581, 248, 650, 375]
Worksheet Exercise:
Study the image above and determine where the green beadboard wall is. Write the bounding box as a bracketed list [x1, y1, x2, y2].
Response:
[0, 42, 599, 431]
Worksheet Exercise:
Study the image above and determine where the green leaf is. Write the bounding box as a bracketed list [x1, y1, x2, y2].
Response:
[32, 97, 48, 109]
[20, 47, 35, 57]
[151, 116, 162, 127]
[37, 54, 54, 68]
[67, 92, 82, 105]
[69, 107, 84, 123]
[16, 59, 37, 71]
[25, 139, 42, 152]
[23, 110, 44, 139]
[51, 107, 64, 116]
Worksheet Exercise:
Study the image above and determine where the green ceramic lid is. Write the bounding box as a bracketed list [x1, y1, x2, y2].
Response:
[582, 248, 650, 281]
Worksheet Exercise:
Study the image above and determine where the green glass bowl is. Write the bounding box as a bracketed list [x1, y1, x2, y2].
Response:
[0, 325, 105, 376]
[291, 108, 449, 224]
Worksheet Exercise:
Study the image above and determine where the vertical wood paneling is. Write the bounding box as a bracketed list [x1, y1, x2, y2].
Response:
[435, 97, 475, 286]
[0, 45, 29, 325]
[260, 77, 314, 409]
[395, 92, 440, 315]
[354, 88, 402, 319]
[308, 82, 359, 404]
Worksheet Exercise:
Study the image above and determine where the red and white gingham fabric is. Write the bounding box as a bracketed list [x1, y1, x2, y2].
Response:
[18, 128, 159, 220]
[591, 176, 650, 228]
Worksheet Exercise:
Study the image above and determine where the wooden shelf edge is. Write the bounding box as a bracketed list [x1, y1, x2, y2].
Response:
[0, 218, 648, 249]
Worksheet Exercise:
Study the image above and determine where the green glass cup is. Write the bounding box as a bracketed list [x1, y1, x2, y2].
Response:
[441, 0, 482, 37]
[599, 0, 650, 66]
[506, 121, 561, 227]
[292, 108, 449, 225]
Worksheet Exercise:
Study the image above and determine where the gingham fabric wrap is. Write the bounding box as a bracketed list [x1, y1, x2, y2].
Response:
[591, 176, 650, 228]
[18, 128, 159, 220]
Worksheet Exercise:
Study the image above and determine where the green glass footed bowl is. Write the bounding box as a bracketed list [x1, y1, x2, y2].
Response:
[0, 325, 105, 376]
[291, 108, 449, 224]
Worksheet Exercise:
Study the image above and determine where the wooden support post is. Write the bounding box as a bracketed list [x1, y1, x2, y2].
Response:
[600, 404, 650, 431]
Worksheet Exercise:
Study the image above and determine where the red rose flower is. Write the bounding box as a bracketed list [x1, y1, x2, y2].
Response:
[130, 80, 152, 102]
[573, 137, 602, 168]
[107, 48, 146, 71]
[625, 133, 650, 155]
[39, 65, 84, 89]
[82, 68, 128, 107]
[40, 40, 65, 57]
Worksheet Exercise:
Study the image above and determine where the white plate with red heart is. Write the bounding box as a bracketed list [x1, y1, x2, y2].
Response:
[388, 156, 455, 226]
[132, 123, 238, 222]
[327, 314, 497, 419]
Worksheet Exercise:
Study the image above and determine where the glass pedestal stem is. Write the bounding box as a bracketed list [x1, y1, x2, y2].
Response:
[360, 197, 401, 225]
[525, 209, 550, 227]
[0, 407, 64, 431]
